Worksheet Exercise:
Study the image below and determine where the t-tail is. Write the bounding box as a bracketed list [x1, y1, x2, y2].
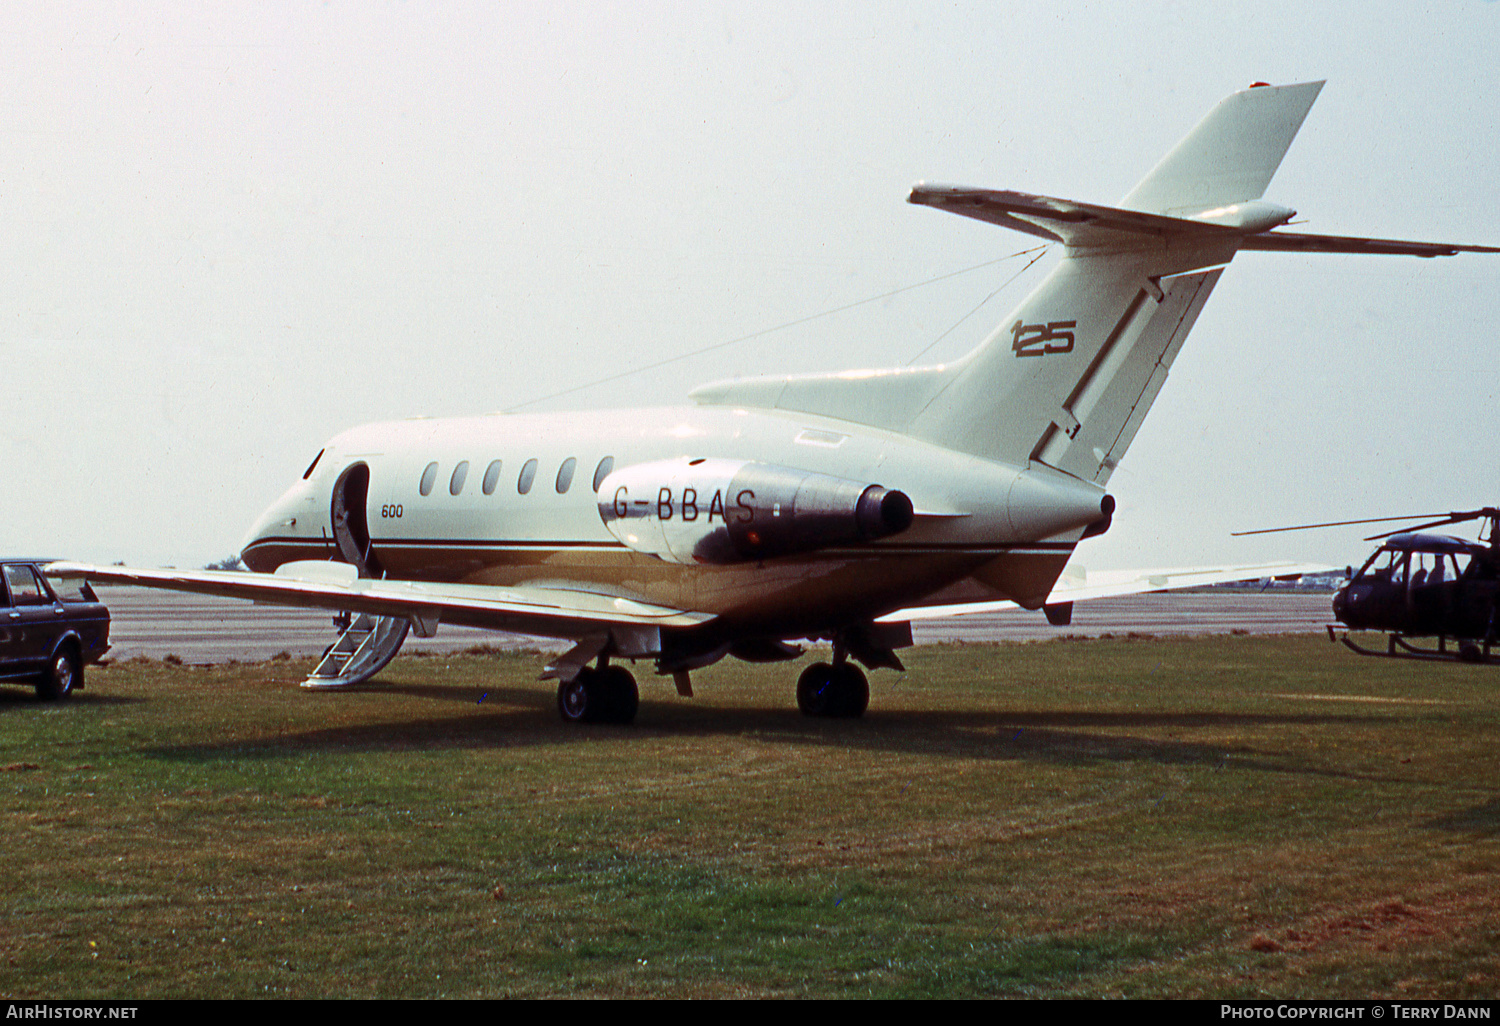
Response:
[692, 80, 1495, 484]
[902, 80, 1325, 482]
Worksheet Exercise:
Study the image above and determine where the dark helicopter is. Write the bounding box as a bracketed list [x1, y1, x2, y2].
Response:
[1237, 508, 1500, 663]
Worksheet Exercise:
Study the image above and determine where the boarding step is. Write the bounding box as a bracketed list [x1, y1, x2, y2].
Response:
[302, 613, 411, 689]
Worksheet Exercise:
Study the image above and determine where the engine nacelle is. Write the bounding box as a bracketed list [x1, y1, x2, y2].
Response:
[598, 458, 914, 565]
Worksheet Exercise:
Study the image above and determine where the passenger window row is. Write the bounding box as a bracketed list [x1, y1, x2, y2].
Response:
[418, 456, 615, 498]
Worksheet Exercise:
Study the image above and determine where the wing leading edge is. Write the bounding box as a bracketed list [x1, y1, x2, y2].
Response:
[46, 561, 715, 643]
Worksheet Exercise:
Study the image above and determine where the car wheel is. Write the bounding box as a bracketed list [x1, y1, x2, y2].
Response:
[36, 645, 81, 702]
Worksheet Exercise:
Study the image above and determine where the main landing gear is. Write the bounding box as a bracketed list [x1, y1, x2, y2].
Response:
[549, 626, 899, 723]
[556, 663, 640, 724]
[553, 657, 868, 722]
[794, 631, 882, 719]
[796, 660, 869, 719]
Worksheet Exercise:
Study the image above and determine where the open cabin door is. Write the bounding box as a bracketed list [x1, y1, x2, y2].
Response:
[330, 462, 383, 579]
[315, 460, 408, 688]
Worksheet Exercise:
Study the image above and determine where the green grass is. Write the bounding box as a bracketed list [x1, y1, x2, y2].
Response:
[2, 636, 1497, 998]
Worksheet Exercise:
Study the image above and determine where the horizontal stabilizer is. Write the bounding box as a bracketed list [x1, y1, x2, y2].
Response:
[909, 185, 1498, 258]
[1240, 231, 1500, 258]
[907, 185, 1295, 247]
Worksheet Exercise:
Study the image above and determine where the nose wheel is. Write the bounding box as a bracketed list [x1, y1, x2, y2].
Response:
[796, 661, 868, 718]
[556, 665, 639, 724]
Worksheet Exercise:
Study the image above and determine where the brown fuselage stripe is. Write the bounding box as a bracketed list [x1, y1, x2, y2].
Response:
[245, 536, 1075, 556]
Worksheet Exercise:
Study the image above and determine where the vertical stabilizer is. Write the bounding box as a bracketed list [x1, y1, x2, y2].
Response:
[1119, 81, 1323, 214]
[1030, 266, 1223, 484]
[693, 82, 1336, 486]
[905, 82, 1324, 475]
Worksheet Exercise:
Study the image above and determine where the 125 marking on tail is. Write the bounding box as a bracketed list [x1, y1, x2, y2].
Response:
[1011, 319, 1076, 357]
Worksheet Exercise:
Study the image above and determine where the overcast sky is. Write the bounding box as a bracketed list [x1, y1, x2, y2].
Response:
[5, 1, 1498, 574]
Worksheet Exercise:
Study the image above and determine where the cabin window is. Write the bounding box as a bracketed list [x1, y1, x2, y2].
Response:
[1366, 547, 1473, 588]
[450, 461, 470, 496]
[592, 456, 615, 493]
[482, 460, 503, 496]
[43, 571, 94, 604]
[556, 457, 577, 494]
[1409, 550, 1467, 587]
[1366, 549, 1409, 585]
[419, 461, 439, 497]
[518, 458, 538, 495]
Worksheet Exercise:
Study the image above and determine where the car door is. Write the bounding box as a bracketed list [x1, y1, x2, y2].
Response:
[3, 564, 57, 674]
[0, 567, 17, 676]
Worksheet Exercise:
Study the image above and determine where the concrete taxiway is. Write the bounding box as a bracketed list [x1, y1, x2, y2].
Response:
[94, 586, 1335, 664]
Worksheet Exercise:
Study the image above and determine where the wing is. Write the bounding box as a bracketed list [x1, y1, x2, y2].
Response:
[877, 561, 1333, 623]
[45, 560, 715, 641]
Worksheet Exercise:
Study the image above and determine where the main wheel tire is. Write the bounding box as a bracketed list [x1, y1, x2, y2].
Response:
[557, 670, 601, 723]
[598, 666, 639, 725]
[830, 663, 869, 718]
[797, 662, 838, 717]
[36, 646, 80, 702]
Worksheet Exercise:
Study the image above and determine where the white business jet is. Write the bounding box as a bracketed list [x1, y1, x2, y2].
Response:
[53, 81, 1497, 723]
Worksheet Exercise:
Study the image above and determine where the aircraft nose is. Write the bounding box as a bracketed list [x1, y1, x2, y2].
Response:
[1331, 583, 1373, 627]
[240, 481, 321, 572]
[239, 505, 289, 572]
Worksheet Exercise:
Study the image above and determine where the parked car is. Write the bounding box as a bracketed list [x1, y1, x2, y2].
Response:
[0, 560, 111, 700]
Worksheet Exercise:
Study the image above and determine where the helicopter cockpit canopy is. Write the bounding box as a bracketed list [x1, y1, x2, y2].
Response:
[1352, 533, 1488, 588]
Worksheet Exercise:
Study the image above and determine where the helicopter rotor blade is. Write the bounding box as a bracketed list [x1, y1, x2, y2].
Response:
[1363, 509, 1495, 541]
[1231, 514, 1451, 537]
[1237, 508, 1500, 545]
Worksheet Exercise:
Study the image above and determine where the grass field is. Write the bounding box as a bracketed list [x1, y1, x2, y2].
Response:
[2, 635, 1497, 999]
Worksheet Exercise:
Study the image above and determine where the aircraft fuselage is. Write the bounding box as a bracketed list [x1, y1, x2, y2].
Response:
[240, 404, 1108, 640]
